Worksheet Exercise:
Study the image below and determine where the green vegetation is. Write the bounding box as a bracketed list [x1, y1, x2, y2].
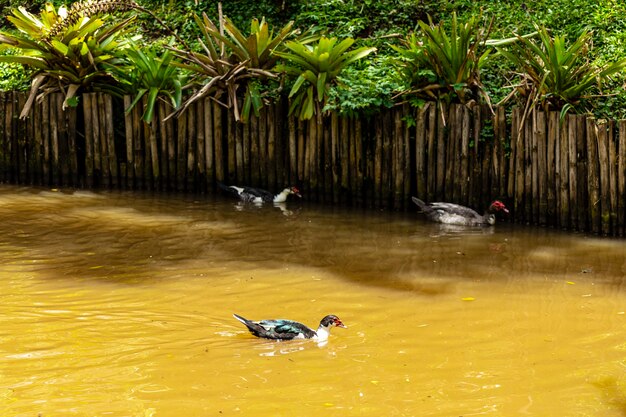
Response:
[1, 0, 626, 120]
[116, 40, 184, 123]
[0, 2, 136, 116]
[275, 36, 375, 119]
[392, 12, 493, 119]
[496, 24, 626, 120]
[168, 14, 300, 122]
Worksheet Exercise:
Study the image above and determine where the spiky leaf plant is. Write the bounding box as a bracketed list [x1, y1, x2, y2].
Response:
[0, 1, 137, 117]
[274, 36, 376, 120]
[496, 24, 626, 120]
[392, 12, 493, 115]
[113, 40, 185, 123]
[169, 13, 300, 122]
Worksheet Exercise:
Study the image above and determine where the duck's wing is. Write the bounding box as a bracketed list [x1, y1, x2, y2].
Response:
[429, 202, 481, 220]
[257, 319, 317, 339]
[239, 186, 272, 198]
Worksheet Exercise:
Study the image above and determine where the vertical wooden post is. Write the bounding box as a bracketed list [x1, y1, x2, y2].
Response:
[323, 114, 332, 203]
[618, 120, 626, 236]
[56, 95, 69, 186]
[597, 121, 611, 235]
[267, 105, 277, 191]
[288, 115, 297, 186]
[195, 99, 206, 192]
[105, 95, 118, 188]
[258, 108, 267, 188]
[297, 119, 305, 182]
[494, 107, 507, 200]
[234, 109, 244, 184]
[403, 105, 411, 208]
[123, 95, 134, 188]
[250, 112, 260, 186]
[374, 115, 383, 205]
[435, 103, 446, 199]
[158, 101, 172, 190]
[241, 113, 250, 185]
[607, 121, 618, 236]
[393, 108, 404, 209]
[586, 119, 601, 234]
[31, 95, 42, 185]
[308, 116, 318, 201]
[426, 104, 437, 202]
[535, 111, 547, 224]
[514, 110, 525, 222]
[213, 101, 224, 183]
[566, 114, 578, 229]
[575, 115, 588, 232]
[67, 103, 78, 187]
[227, 108, 237, 185]
[274, 102, 285, 187]
[331, 112, 340, 204]
[204, 98, 214, 189]
[176, 104, 187, 191]
[340, 116, 350, 204]
[354, 116, 364, 206]
[459, 105, 470, 205]
[415, 104, 428, 200]
[523, 111, 533, 222]
[186, 102, 196, 191]
[546, 111, 558, 225]
[558, 116, 570, 229]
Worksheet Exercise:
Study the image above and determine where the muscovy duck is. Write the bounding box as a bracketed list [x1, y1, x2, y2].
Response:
[233, 314, 346, 341]
[218, 182, 301, 203]
[412, 197, 509, 226]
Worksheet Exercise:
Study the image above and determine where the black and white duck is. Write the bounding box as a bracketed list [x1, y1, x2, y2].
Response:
[233, 314, 346, 341]
[412, 197, 509, 226]
[218, 182, 301, 203]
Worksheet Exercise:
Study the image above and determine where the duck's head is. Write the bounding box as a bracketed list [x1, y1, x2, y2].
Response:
[489, 200, 509, 214]
[287, 186, 302, 198]
[320, 315, 347, 329]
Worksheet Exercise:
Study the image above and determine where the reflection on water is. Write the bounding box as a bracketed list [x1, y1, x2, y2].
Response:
[0, 185, 624, 416]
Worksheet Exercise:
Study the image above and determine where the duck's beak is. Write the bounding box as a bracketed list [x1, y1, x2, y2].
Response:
[335, 320, 347, 329]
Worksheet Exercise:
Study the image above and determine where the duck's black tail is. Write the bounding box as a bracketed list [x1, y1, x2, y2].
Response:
[412, 197, 436, 216]
[217, 181, 237, 196]
[233, 314, 265, 338]
[411, 197, 427, 211]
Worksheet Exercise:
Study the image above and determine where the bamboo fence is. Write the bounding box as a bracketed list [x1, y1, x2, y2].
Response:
[0, 91, 625, 236]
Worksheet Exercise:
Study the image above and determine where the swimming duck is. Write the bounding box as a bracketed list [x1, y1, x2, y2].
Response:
[412, 197, 509, 226]
[233, 314, 346, 341]
[218, 182, 301, 203]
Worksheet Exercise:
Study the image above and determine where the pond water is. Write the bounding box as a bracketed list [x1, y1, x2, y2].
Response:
[0, 185, 624, 417]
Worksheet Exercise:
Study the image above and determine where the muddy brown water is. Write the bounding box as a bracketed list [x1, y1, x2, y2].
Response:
[0, 185, 624, 416]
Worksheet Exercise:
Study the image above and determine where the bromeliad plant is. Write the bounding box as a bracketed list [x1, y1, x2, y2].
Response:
[0, 1, 138, 118]
[495, 24, 626, 120]
[169, 13, 300, 122]
[392, 13, 493, 118]
[114, 40, 185, 123]
[274, 36, 376, 120]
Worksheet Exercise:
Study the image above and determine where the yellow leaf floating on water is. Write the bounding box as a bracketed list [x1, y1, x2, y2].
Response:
[324, 403, 334, 407]
[89, 265, 104, 269]
[370, 380, 379, 385]
[461, 297, 475, 301]
[566, 281, 575, 285]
